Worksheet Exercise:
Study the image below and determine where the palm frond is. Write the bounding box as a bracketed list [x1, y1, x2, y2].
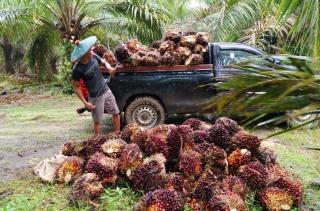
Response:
[210, 55, 320, 129]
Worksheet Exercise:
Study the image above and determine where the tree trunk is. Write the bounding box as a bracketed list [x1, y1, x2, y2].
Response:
[0, 36, 15, 75]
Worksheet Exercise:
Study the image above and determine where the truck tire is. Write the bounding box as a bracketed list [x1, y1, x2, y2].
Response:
[125, 97, 165, 129]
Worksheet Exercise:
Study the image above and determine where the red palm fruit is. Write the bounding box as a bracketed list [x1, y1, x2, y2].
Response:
[56, 156, 84, 184]
[215, 117, 241, 136]
[258, 187, 293, 211]
[203, 144, 228, 173]
[70, 173, 104, 205]
[76, 135, 107, 158]
[182, 118, 211, 131]
[85, 152, 118, 186]
[185, 54, 204, 66]
[192, 130, 210, 143]
[121, 123, 142, 143]
[164, 30, 182, 43]
[206, 123, 231, 148]
[143, 153, 167, 175]
[186, 198, 205, 211]
[161, 51, 175, 66]
[196, 32, 209, 45]
[274, 177, 303, 206]
[131, 161, 165, 192]
[193, 169, 218, 202]
[194, 142, 213, 155]
[61, 141, 76, 156]
[150, 40, 162, 49]
[229, 131, 262, 151]
[238, 161, 269, 189]
[164, 172, 184, 193]
[126, 39, 142, 54]
[206, 191, 247, 211]
[145, 133, 169, 158]
[227, 148, 252, 169]
[103, 50, 118, 67]
[93, 44, 107, 57]
[101, 138, 127, 158]
[179, 150, 203, 178]
[114, 44, 131, 64]
[252, 147, 277, 165]
[118, 143, 143, 178]
[222, 176, 250, 198]
[166, 126, 182, 161]
[131, 129, 149, 151]
[133, 189, 183, 211]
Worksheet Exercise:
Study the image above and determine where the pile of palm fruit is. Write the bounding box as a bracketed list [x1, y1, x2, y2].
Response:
[52, 117, 303, 210]
[114, 30, 209, 67]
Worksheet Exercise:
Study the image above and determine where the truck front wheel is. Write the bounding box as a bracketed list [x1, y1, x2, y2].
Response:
[125, 97, 165, 129]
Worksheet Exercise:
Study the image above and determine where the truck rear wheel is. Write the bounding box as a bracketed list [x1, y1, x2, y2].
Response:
[125, 97, 165, 129]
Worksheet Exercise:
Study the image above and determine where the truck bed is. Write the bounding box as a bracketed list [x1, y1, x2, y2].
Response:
[101, 64, 213, 73]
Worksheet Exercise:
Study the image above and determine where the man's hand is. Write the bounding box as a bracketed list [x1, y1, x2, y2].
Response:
[85, 102, 96, 111]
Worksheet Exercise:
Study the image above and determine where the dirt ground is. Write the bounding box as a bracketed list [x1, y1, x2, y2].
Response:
[0, 94, 113, 182]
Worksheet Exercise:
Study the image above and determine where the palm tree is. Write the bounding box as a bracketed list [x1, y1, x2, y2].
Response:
[0, 1, 30, 75]
[273, 0, 320, 63]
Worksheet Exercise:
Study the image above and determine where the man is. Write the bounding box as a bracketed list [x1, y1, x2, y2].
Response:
[71, 36, 120, 134]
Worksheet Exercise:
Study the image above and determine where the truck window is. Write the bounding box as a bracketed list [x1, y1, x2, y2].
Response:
[221, 50, 257, 66]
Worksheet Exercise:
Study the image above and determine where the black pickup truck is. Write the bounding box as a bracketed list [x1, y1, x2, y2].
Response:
[106, 42, 265, 128]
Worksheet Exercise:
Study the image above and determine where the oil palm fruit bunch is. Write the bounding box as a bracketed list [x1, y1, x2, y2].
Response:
[229, 131, 262, 151]
[215, 117, 241, 136]
[222, 176, 250, 198]
[70, 173, 104, 205]
[145, 125, 171, 158]
[179, 150, 203, 178]
[182, 118, 211, 131]
[206, 123, 231, 148]
[195, 32, 209, 45]
[85, 152, 118, 186]
[143, 153, 167, 175]
[76, 136, 107, 158]
[185, 54, 203, 66]
[93, 44, 107, 57]
[150, 40, 162, 49]
[114, 44, 131, 64]
[141, 51, 161, 66]
[258, 187, 293, 211]
[192, 169, 218, 202]
[118, 143, 143, 178]
[192, 130, 210, 143]
[238, 161, 269, 189]
[161, 51, 175, 66]
[164, 172, 184, 192]
[252, 147, 277, 165]
[133, 189, 183, 211]
[131, 129, 149, 151]
[164, 30, 182, 43]
[206, 191, 247, 211]
[130, 160, 165, 192]
[273, 177, 303, 206]
[103, 50, 117, 67]
[56, 156, 84, 184]
[227, 148, 252, 169]
[121, 123, 142, 143]
[202, 144, 228, 174]
[101, 138, 127, 158]
[61, 141, 77, 156]
[127, 39, 142, 54]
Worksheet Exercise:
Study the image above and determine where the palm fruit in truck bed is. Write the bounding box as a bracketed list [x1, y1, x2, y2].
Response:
[114, 44, 131, 64]
[160, 51, 175, 66]
[193, 44, 208, 54]
[185, 54, 203, 66]
[159, 40, 176, 55]
[164, 30, 182, 43]
[141, 51, 161, 66]
[180, 35, 197, 49]
[176, 46, 192, 61]
[126, 39, 142, 54]
[103, 50, 117, 67]
[150, 40, 162, 49]
[196, 32, 209, 45]
[93, 44, 107, 57]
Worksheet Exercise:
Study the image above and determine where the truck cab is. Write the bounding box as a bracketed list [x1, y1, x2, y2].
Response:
[107, 43, 265, 128]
